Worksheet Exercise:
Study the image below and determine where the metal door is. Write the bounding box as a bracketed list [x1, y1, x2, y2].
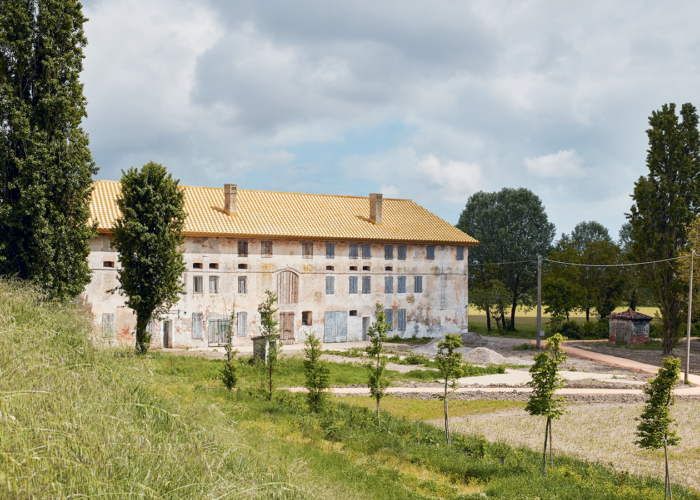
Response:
[324, 311, 348, 343]
[280, 312, 295, 345]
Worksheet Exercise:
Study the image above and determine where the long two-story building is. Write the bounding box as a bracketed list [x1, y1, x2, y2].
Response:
[82, 181, 478, 348]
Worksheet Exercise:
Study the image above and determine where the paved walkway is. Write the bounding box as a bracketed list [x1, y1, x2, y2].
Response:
[286, 386, 700, 396]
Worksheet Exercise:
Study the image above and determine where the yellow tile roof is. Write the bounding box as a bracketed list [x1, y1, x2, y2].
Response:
[89, 180, 478, 245]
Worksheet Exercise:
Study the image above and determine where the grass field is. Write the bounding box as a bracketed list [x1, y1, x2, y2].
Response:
[1, 279, 696, 499]
[469, 305, 660, 320]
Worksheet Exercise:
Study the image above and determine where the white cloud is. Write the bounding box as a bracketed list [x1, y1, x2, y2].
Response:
[379, 184, 401, 198]
[415, 155, 484, 203]
[524, 149, 586, 179]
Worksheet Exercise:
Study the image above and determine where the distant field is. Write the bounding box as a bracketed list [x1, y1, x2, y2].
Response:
[469, 306, 659, 325]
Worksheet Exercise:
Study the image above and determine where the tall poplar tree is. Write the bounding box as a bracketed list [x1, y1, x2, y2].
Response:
[628, 103, 700, 355]
[111, 162, 186, 354]
[0, 0, 97, 299]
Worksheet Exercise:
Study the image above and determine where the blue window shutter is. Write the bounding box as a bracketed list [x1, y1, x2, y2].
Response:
[427, 246, 435, 260]
[398, 245, 407, 260]
[385, 277, 393, 294]
[456, 246, 464, 261]
[362, 276, 371, 294]
[349, 276, 358, 294]
[349, 244, 358, 259]
[385, 309, 393, 331]
[398, 276, 406, 293]
[326, 276, 335, 294]
[326, 243, 335, 259]
[384, 245, 393, 260]
[362, 244, 371, 259]
[415, 276, 423, 293]
[398, 309, 406, 331]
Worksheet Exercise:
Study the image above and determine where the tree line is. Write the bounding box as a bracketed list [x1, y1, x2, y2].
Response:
[458, 103, 700, 356]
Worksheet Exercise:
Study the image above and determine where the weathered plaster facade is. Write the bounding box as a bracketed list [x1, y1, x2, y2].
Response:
[82, 182, 478, 348]
[84, 235, 469, 348]
[607, 309, 652, 346]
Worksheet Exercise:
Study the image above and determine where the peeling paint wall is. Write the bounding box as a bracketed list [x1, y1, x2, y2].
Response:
[81, 235, 469, 348]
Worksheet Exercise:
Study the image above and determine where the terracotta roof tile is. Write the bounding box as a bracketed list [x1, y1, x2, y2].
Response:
[89, 181, 478, 245]
[606, 308, 654, 321]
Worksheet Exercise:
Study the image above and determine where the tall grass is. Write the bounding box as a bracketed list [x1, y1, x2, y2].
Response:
[0, 279, 363, 498]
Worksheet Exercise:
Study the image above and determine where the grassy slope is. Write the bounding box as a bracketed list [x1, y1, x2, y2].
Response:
[1, 280, 696, 499]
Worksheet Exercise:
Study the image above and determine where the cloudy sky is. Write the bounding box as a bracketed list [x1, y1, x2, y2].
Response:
[80, 0, 700, 239]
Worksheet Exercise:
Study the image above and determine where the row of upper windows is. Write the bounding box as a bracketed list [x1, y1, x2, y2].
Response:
[190, 275, 424, 296]
[234, 241, 465, 261]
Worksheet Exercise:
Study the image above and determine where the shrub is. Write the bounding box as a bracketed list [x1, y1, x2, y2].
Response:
[559, 321, 583, 340]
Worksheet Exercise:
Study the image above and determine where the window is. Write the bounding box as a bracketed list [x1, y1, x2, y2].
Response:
[398, 309, 406, 332]
[385, 277, 393, 293]
[238, 240, 248, 257]
[326, 243, 335, 259]
[326, 266, 334, 271]
[193, 263, 203, 269]
[427, 246, 435, 260]
[238, 263, 247, 269]
[349, 310, 358, 317]
[261, 241, 273, 257]
[349, 276, 358, 294]
[325, 276, 335, 294]
[456, 246, 464, 261]
[277, 271, 298, 304]
[349, 266, 358, 271]
[384, 245, 393, 260]
[385, 266, 392, 271]
[103, 261, 115, 268]
[362, 266, 370, 271]
[102, 313, 115, 335]
[349, 243, 359, 259]
[302, 242, 313, 258]
[193, 276, 203, 293]
[414, 276, 423, 293]
[385, 309, 393, 331]
[209, 276, 219, 294]
[237, 312, 247, 337]
[192, 312, 203, 339]
[362, 244, 371, 259]
[238, 276, 247, 294]
[398, 245, 407, 261]
[398, 276, 406, 293]
[302, 311, 313, 325]
[209, 263, 219, 269]
[362, 276, 371, 294]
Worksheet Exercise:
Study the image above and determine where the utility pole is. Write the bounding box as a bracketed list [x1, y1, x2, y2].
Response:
[686, 250, 694, 384]
[537, 254, 542, 349]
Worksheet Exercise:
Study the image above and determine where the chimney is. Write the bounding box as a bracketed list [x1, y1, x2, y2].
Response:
[369, 193, 383, 224]
[224, 184, 237, 215]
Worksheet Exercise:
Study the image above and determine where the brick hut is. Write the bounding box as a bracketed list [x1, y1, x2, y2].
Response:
[606, 309, 653, 346]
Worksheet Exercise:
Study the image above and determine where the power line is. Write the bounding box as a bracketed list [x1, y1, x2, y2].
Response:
[470, 259, 536, 266]
[544, 255, 690, 268]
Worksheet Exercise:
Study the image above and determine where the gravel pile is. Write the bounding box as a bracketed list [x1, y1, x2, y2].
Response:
[412, 337, 474, 356]
[463, 347, 507, 364]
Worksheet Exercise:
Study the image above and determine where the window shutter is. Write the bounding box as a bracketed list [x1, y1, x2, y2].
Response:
[362, 244, 371, 259]
[398, 309, 406, 332]
[384, 245, 393, 260]
[237, 312, 247, 337]
[102, 313, 115, 335]
[326, 243, 335, 259]
[415, 276, 423, 293]
[427, 246, 435, 260]
[384, 276, 393, 294]
[326, 276, 335, 294]
[349, 276, 358, 294]
[398, 276, 406, 293]
[349, 244, 358, 259]
[456, 246, 464, 261]
[398, 245, 407, 260]
[192, 313, 203, 339]
[385, 309, 393, 331]
[362, 276, 371, 294]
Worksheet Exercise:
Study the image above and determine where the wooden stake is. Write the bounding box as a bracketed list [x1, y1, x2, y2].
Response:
[686, 250, 694, 385]
[542, 417, 549, 476]
[537, 254, 542, 349]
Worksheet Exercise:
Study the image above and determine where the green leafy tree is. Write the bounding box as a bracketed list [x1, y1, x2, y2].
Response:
[0, 0, 98, 300]
[365, 303, 390, 428]
[111, 162, 186, 354]
[258, 290, 280, 401]
[619, 222, 654, 310]
[458, 188, 556, 331]
[435, 334, 464, 445]
[541, 276, 584, 320]
[526, 333, 568, 476]
[636, 357, 681, 499]
[469, 278, 511, 331]
[303, 333, 330, 413]
[220, 310, 239, 391]
[628, 103, 700, 355]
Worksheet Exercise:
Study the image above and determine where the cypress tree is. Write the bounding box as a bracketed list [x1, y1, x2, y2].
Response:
[0, 0, 97, 299]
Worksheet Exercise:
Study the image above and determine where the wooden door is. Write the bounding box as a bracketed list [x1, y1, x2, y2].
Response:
[362, 317, 369, 341]
[280, 312, 295, 345]
[163, 321, 170, 348]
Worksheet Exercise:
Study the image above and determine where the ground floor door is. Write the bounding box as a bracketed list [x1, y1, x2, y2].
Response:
[163, 320, 172, 348]
[325, 311, 348, 343]
[280, 312, 295, 345]
[362, 317, 370, 341]
[208, 320, 229, 346]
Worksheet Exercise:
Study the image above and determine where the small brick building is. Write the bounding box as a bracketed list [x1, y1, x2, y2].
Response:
[607, 309, 652, 346]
